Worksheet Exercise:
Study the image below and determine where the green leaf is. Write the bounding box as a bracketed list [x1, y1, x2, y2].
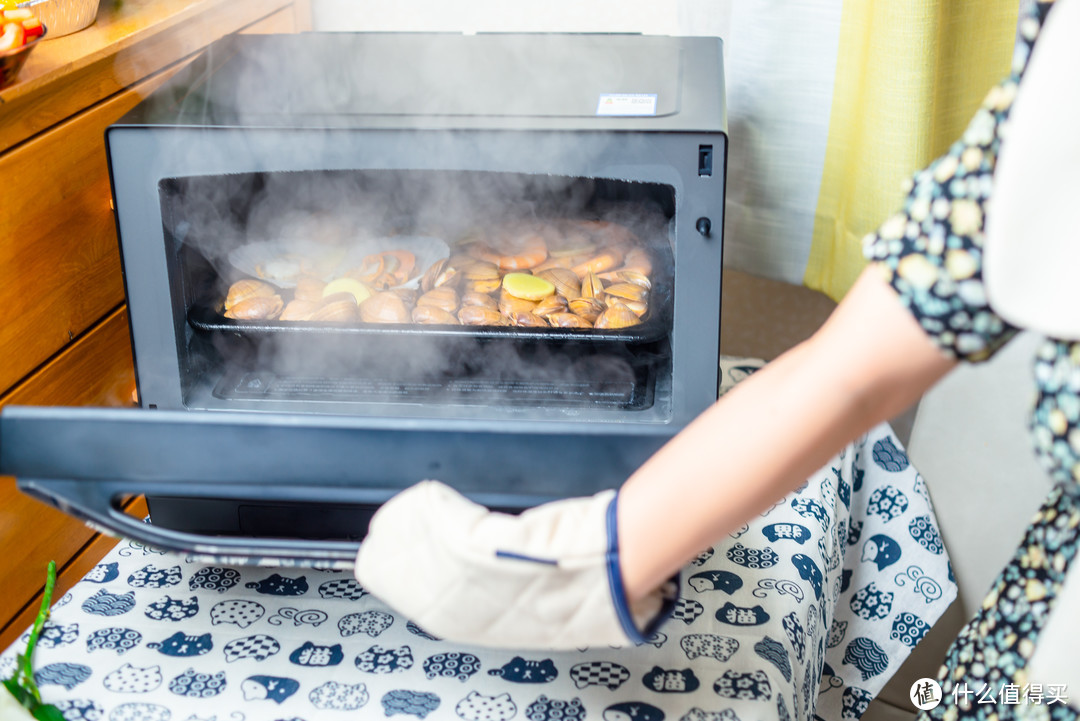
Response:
[2, 677, 33, 707]
[31, 702, 66, 721]
[16, 561, 57, 706]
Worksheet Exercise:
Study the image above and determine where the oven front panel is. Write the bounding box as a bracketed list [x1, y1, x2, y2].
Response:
[108, 127, 726, 431]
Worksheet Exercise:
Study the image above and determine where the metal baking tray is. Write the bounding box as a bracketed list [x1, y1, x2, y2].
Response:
[187, 246, 674, 346]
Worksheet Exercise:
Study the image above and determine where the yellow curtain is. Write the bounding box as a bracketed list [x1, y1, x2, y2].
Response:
[805, 1, 1019, 301]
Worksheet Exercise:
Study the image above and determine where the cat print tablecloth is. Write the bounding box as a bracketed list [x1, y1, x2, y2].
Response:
[1, 361, 957, 721]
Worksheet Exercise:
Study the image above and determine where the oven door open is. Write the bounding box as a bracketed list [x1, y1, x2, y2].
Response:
[0, 405, 673, 567]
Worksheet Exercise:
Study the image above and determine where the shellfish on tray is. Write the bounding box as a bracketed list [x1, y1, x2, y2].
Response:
[227, 236, 449, 289]
[220, 220, 658, 331]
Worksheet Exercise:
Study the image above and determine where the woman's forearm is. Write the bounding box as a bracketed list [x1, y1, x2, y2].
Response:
[617, 268, 957, 600]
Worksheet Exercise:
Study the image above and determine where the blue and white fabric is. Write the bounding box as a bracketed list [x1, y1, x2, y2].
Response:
[1, 358, 957, 721]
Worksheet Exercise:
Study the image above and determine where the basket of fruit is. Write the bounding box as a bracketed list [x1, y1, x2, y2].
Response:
[0, 5, 45, 89]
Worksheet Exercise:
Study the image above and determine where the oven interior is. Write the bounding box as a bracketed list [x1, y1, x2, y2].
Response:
[160, 168, 677, 423]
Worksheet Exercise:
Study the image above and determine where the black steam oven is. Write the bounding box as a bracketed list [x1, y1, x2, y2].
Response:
[0, 32, 727, 566]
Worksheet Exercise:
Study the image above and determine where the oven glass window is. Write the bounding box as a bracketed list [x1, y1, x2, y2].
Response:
[160, 169, 675, 418]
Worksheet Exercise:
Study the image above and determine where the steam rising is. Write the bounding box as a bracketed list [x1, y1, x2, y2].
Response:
[152, 33, 678, 413]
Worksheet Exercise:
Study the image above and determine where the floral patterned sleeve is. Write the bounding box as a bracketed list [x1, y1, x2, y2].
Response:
[861, 2, 1055, 363]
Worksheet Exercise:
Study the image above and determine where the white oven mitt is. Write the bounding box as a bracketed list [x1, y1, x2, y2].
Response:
[984, 0, 1080, 340]
[353, 480, 677, 649]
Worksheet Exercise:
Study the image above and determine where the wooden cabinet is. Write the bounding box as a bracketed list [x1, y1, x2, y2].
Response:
[0, 0, 312, 652]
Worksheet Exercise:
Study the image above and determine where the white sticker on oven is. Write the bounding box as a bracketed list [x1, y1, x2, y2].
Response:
[596, 93, 658, 116]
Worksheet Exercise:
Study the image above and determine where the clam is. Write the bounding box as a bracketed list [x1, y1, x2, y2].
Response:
[615, 270, 652, 289]
[458, 306, 508, 326]
[360, 292, 410, 323]
[461, 291, 498, 310]
[595, 299, 641, 329]
[498, 289, 538, 317]
[580, 272, 605, 300]
[420, 258, 460, 292]
[510, 311, 549, 328]
[279, 299, 319, 321]
[309, 297, 359, 323]
[532, 294, 568, 317]
[412, 306, 460, 325]
[465, 277, 503, 295]
[535, 267, 581, 300]
[622, 299, 649, 317]
[225, 279, 277, 310]
[547, 312, 593, 328]
[602, 282, 648, 305]
[224, 294, 284, 320]
[568, 297, 603, 324]
[416, 287, 460, 313]
[460, 260, 500, 280]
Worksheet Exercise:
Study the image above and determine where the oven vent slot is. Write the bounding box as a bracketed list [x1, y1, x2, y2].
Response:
[215, 371, 652, 409]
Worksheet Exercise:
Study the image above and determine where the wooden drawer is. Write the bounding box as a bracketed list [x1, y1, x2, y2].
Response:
[0, 0, 295, 151]
[0, 306, 137, 651]
[0, 63, 192, 395]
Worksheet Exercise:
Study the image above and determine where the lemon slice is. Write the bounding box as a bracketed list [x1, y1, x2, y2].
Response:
[502, 272, 555, 301]
[323, 277, 372, 305]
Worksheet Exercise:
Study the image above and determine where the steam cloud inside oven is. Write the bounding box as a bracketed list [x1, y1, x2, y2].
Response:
[153, 36, 678, 413]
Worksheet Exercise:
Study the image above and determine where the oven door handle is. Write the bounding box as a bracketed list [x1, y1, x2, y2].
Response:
[18, 477, 364, 568]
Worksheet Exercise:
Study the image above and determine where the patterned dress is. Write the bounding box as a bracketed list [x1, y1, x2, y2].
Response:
[863, 1, 1080, 718]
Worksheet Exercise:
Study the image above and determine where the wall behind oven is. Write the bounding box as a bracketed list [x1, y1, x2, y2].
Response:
[309, 0, 846, 289]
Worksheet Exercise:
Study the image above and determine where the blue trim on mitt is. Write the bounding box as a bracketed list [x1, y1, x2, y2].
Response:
[605, 491, 679, 644]
[494, 550, 559, 566]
